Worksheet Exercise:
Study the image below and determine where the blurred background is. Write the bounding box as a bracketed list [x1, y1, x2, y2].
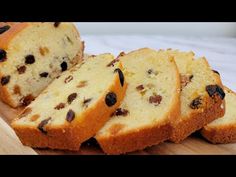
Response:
[76, 22, 236, 37]
[75, 22, 236, 90]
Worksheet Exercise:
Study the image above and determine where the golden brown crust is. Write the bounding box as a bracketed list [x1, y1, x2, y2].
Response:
[170, 96, 225, 143]
[12, 67, 127, 151]
[0, 23, 29, 49]
[96, 61, 181, 154]
[96, 103, 180, 154]
[97, 123, 172, 155]
[201, 125, 236, 144]
[170, 58, 225, 143]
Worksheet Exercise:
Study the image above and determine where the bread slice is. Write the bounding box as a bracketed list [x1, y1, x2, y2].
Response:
[201, 87, 236, 144]
[95, 48, 181, 154]
[11, 54, 127, 151]
[162, 50, 226, 143]
[0, 22, 84, 108]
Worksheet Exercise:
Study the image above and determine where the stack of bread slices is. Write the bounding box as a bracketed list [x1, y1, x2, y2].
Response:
[1, 22, 235, 154]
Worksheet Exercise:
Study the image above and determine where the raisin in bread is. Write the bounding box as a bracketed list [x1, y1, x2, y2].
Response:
[0, 22, 84, 108]
[162, 50, 225, 143]
[11, 54, 127, 151]
[201, 87, 236, 144]
[95, 48, 180, 154]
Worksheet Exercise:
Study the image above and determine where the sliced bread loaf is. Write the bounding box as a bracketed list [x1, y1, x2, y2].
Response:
[0, 22, 84, 108]
[95, 48, 180, 154]
[162, 50, 226, 143]
[11, 54, 127, 151]
[201, 87, 236, 144]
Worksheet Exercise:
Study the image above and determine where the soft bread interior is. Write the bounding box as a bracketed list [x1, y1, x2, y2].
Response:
[164, 50, 222, 119]
[12, 54, 120, 127]
[1, 23, 82, 106]
[96, 48, 179, 138]
[205, 87, 236, 127]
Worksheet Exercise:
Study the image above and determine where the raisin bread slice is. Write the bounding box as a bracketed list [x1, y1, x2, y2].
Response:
[11, 54, 127, 151]
[201, 87, 236, 144]
[95, 48, 180, 154]
[0, 22, 84, 108]
[162, 50, 225, 143]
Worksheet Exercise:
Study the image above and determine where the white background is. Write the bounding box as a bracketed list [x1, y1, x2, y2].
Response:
[76, 22, 236, 37]
[75, 23, 236, 91]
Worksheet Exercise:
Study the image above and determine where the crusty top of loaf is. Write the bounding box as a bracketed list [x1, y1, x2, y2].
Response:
[0, 23, 80, 50]
[0, 23, 29, 49]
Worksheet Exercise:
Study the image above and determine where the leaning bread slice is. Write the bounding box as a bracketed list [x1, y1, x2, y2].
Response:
[201, 87, 236, 144]
[11, 54, 127, 151]
[95, 48, 180, 154]
[162, 50, 226, 143]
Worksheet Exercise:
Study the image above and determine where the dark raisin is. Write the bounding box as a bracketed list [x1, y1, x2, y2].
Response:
[206, 85, 225, 100]
[67, 93, 77, 104]
[39, 72, 49, 78]
[0, 49, 7, 62]
[181, 74, 193, 89]
[190, 97, 202, 109]
[20, 94, 34, 106]
[66, 109, 75, 122]
[147, 69, 153, 74]
[64, 75, 73, 83]
[17, 65, 26, 74]
[114, 68, 124, 87]
[0, 25, 10, 34]
[37, 117, 51, 134]
[25, 55, 35, 64]
[1, 75, 10, 85]
[105, 92, 117, 107]
[61, 61, 68, 72]
[136, 85, 144, 91]
[54, 103, 65, 110]
[147, 69, 158, 76]
[83, 98, 92, 107]
[212, 70, 220, 75]
[113, 108, 129, 116]
[149, 94, 162, 106]
[54, 22, 61, 27]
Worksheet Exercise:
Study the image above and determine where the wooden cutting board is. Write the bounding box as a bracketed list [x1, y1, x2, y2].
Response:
[1, 100, 236, 155]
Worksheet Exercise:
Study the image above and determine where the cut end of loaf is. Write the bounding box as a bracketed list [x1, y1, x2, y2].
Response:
[0, 22, 84, 108]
